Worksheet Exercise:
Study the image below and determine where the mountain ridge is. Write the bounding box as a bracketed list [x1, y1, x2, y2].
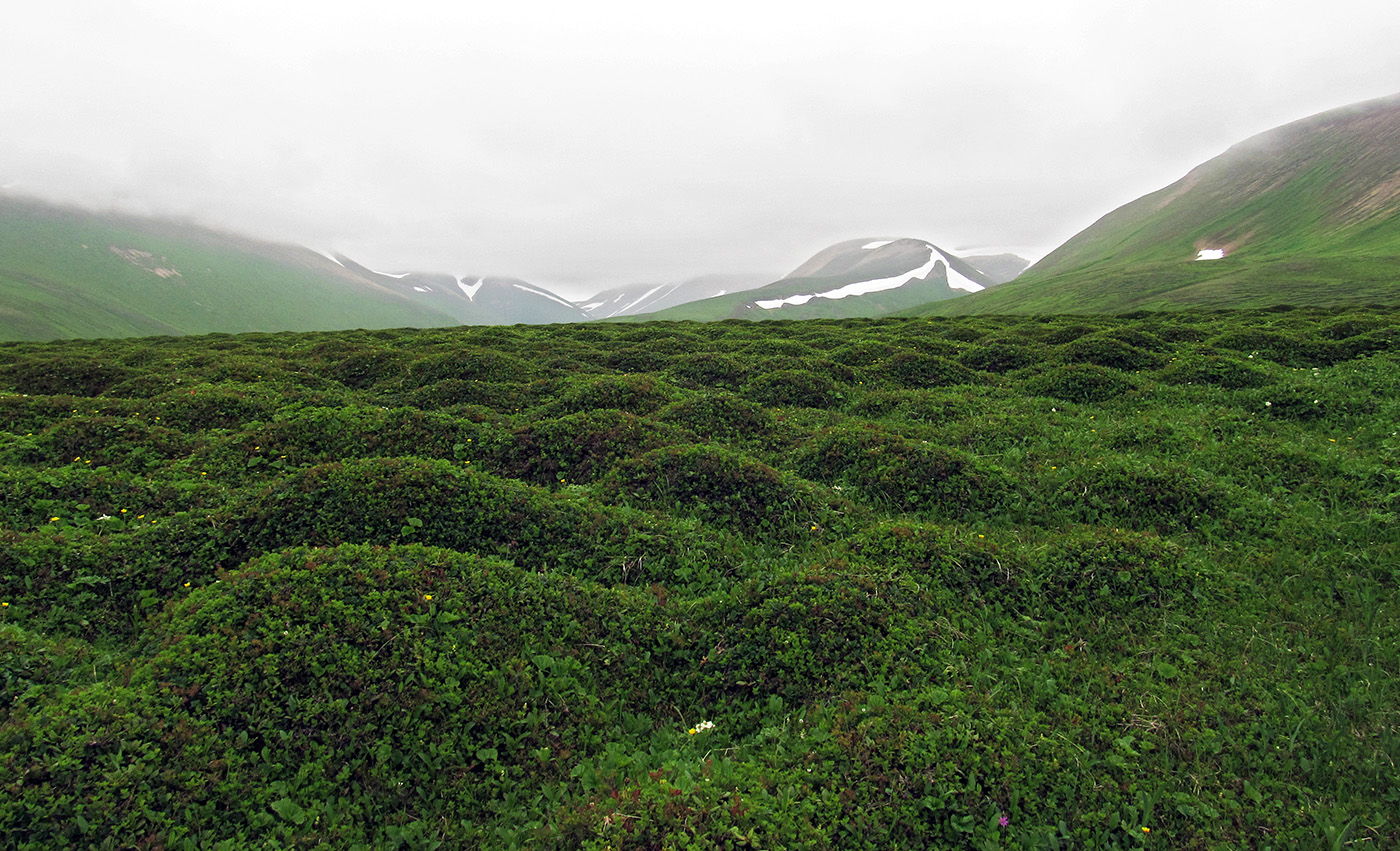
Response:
[907, 93, 1400, 316]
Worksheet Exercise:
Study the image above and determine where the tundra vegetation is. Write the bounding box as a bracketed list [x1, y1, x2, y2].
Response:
[1, 305, 1398, 849]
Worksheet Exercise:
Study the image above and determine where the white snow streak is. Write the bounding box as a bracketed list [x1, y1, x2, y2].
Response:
[755, 244, 984, 309]
[1196, 249, 1225, 260]
[512, 283, 577, 309]
[413, 286, 431, 292]
[861, 240, 894, 250]
[457, 277, 483, 300]
[619, 285, 665, 314]
[938, 248, 985, 293]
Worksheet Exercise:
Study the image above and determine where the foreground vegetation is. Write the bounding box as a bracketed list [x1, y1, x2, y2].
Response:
[2, 305, 1398, 849]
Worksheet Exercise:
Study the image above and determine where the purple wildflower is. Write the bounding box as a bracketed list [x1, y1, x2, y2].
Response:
[999, 814, 1010, 827]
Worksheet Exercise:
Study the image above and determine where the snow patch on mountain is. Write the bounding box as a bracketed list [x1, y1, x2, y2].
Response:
[861, 239, 895, 250]
[457, 277, 483, 300]
[1196, 248, 1225, 260]
[374, 270, 411, 279]
[620, 284, 666, 314]
[512, 283, 577, 309]
[755, 243, 981, 309]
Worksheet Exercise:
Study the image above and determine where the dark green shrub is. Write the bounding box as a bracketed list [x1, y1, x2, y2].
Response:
[1032, 526, 1194, 607]
[1208, 330, 1343, 367]
[666, 352, 751, 389]
[406, 348, 539, 386]
[0, 544, 688, 848]
[326, 347, 408, 389]
[603, 444, 823, 535]
[600, 346, 672, 373]
[874, 352, 982, 388]
[1040, 323, 1098, 344]
[690, 563, 937, 701]
[0, 356, 134, 397]
[501, 408, 685, 484]
[956, 340, 1040, 373]
[794, 425, 1022, 517]
[1053, 458, 1230, 533]
[30, 415, 191, 469]
[403, 377, 538, 411]
[830, 340, 899, 367]
[1157, 355, 1272, 389]
[1061, 335, 1164, 370]
[1025, 364, 1138, 403]
[655, 392, 773, 441]
[544, 373, 677, 416]
[149, 384, 279, 431]
[741, 368, 840, 409]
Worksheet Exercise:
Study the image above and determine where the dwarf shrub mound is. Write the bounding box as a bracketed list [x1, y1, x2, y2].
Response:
[1208, 329, 1343, 367]
[956, 339, 1042, 373]
[1060, 334, 1165, 370]
[501, 408, 688, 485]
[229, 405, 494, 469]
[845, 522, 1022, 598]
[147, 384, 280, 431]
[1025, 363, 1139, 403]
[324, 347, 409, 389]
[829, 339, 900, 367]
[543, 373, 677, 416]
[1156, 353, 1274, 388]
[1101, 327, 1170, 352]
[0, 356, 135, 397]
[28, 415, 192, 470]
[793, 424, 1023, 517]
[690, 563, 940, 702]
[654, 392, 774, 442]
[1, 544, 687, 848]
[870, 351, 982, 388]
[1052, 456, 1239, 534]
[406, 347, 541, 387]
[603, 444, 826, 536]
[1039, 322, 1099, 344]
[1031, 526, 1196, 608]
[236, 457, 712, 580]
[665, 351, 751, 390]
[740, 368, 841, 409]
[402, 376, 540, 412]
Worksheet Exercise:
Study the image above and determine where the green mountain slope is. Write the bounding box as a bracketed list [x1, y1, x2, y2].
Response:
[907, 93, 1400, 316]
[0, 195, 460, 341]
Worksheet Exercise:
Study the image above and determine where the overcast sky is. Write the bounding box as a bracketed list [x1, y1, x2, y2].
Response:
[4, 1, 1400, 298]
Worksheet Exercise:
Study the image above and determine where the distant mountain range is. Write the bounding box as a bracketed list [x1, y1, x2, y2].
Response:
[5, 90, 1398, 340]
[0, 192, 1021, 340]
[910, 92, 1400, 316]
[624, 239, 1023, 321]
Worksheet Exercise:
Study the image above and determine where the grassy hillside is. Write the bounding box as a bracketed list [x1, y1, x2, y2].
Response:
[2, 308, 1398, 848]
[909, 94, 1400, 316]
[0, 195, 460, 341]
